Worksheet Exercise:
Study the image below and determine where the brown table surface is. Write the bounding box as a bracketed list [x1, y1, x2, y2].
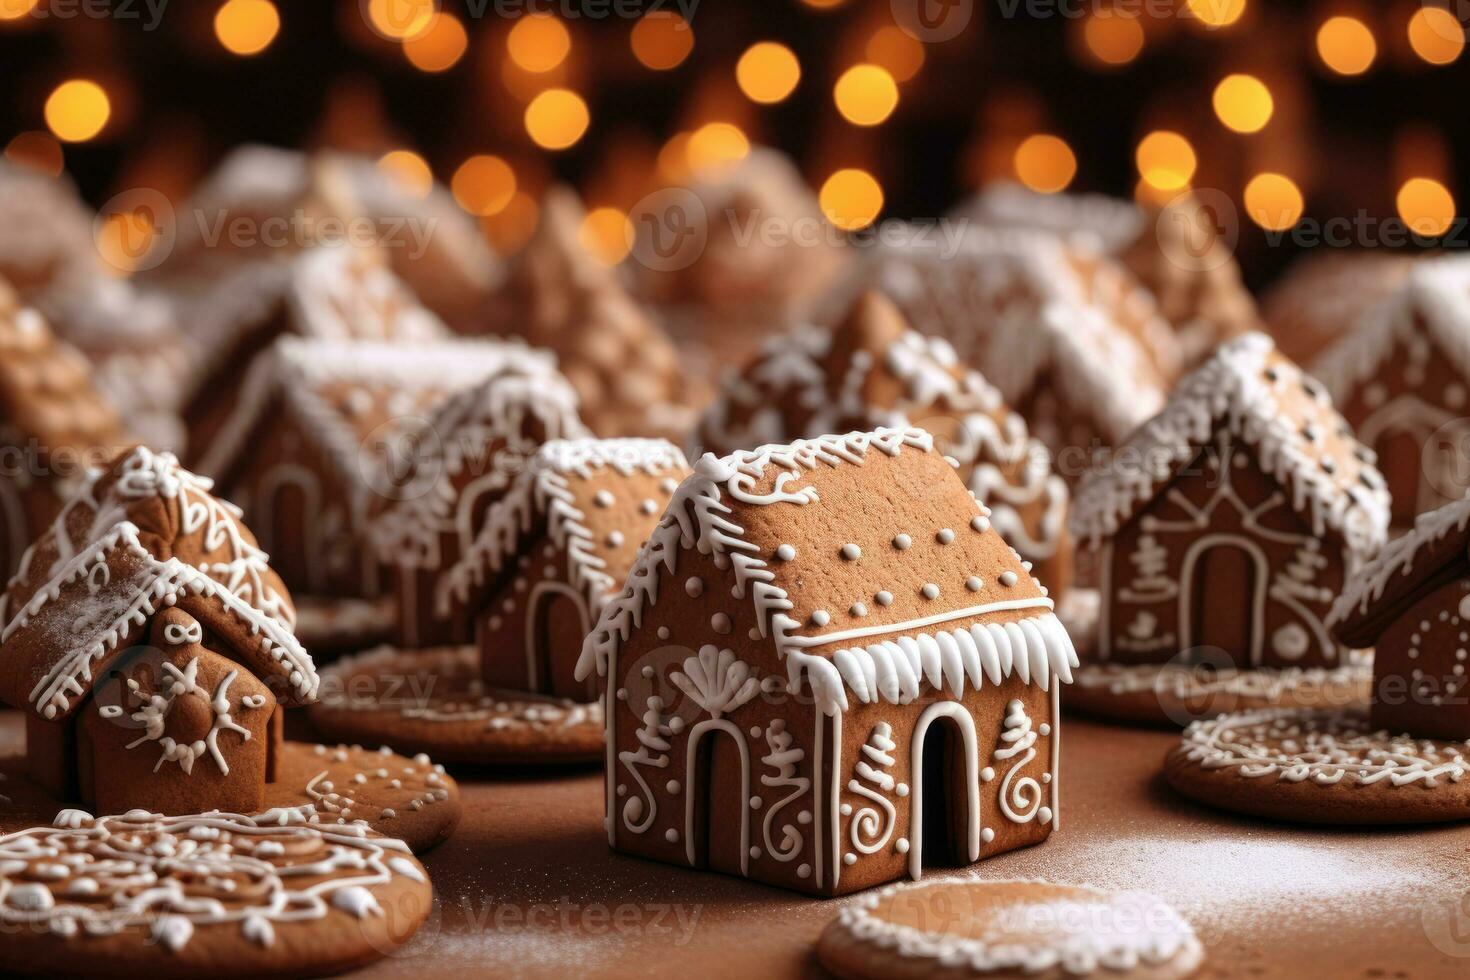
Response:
[4, 712, 1468, 978]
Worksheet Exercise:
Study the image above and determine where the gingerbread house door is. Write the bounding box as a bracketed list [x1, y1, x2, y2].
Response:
[683, 720, 751, 877]
[257, 464, 323, 592]
[1373, 404, 1470, 523]
[1180, 535, 1267, 665]
[907, 702, 981, 879]
[526, 582, 591, 698]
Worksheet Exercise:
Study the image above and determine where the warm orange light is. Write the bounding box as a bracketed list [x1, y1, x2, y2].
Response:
[366, 0, 435, 41]
[686, 122, 749, 178]
[507, 12, 570, 73]
[1408, 8, 1463, 66]
[1136, 131, 1196, 190]
[801, 0, 847, 8]
[1013, 134, 1077, 194]
[4, 131, 62, 177]
[1082, 12, 1145, 66]
[451, 155, 517, 216]
[1243, 173, 1303, 230]
[524, 89, 589, 150]
[1186, 0, 1246, 28]
[630, 11, 694, 70]
[579, 207, 633, 266]
[95, 209, 158, 275]
[657, 132, 694, 183]
[1212, 74, 1273, 133]
[834, 64, 899, 127]
[1316, 16, 1376, 75]
[737, 42, 801, 104]
[865, 25, 925, 83]
[1398, 177, 1457, 236]
[0, 0, 39, 21]
[482, 191, 539, 254]
[45, 80, 110, 143]
[820, 169, 884, 230]
[378, 150, 433, 199]
[214, 0, 279, 55]
[403, 11, 467, 72]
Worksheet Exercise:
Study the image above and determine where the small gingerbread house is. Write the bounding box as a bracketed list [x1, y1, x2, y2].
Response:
[471, 187, 695, 440]
[1314, 255, 1470, 527]
[200, 336, 553, 601]
[1071, 333, 1390, 669]
[0, 447, 315, 817]
[949, 182, 1146, 255]
[437, 438, 691, 700]
[575, 428, 1077, 896]
[0, 161, 101, 298]
[0, 285, 132, 579]
[371, 364, 588, 648]
[1262, 250, 1415, 366]
[698, 290, 1071, 595]
[173, 243, 447, 466]
[1330, 495, 1470, 740]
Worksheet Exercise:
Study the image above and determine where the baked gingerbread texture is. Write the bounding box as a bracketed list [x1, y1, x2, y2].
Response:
[697, 289, 1072, 598]
[1313, 254, 1470, 528]
[0, 282, 132, 579]
[0, 446, 315, 817]
[438, 437, 691, 700]
[846, 231, 1180, 472]
[1070, 332, 1390, 671]
[1330, 495, 1470, 740]
[370, 359, 588, 648]
[200, 335, 554, 602]
[575, 427, 1077, 896]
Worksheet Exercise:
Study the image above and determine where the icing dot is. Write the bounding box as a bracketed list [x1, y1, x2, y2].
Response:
[981, 827, 996, 843]
[811, 610, 831, 627]
[776, 544, 797, 561]
[667, 780, 681, 793]
[711, 613, 733, 634]
[895, 783, 909, 797]
[999, 570, 1018, 587]
[750, 795, 762, 807]
[971, 516, 990, 533]
[892, 534, 912, 550]
[843, 853, 857, 866]
[840, 803, 853, 816]
[966, 576, 983, 591]
[895, 838, 910, 854]
[850, 602, 868, 617]
[921, 583, 939, 600]
[797, 863, 811, 878]
[594, 490, 615, 508]
[749, 846, 761, 859]
[798, 810, 812, 824]
[1039, 806, 1054, 824]
[748, 628, 761, 641]
[841, 543, 861, 561]
[657, 626, 671, 640]
[660, 478, 678, 493]
[641, 666, 655, 678]
[937, 528, 955, 544]
[605, 531, 625, 548]
[685, 577, 704, 597]
[665, 829, 679, 843]
[639, 499, 658, 515]
[980, 766, 996, 782]
[1039, 723, 1052, 736]
[875, 591, 893, 606]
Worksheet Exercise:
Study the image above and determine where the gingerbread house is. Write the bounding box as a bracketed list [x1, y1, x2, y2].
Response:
[199, 336, 552, 603]
[0, 161, 100, 298]
[949, 182, 1146, 255]
[371, 363, 588, 648]
[849, 231, 1180, 471]
[173, 243, 447, 465]
[0, 447, 315, 817]
[575, 427, 1077, 896]
[471, 186, 696, 440]
[1262, 250, 1415, 365]
[436, 438, 691, 700]
[0, 284, 132, 579]
[1070, 333, 1389, 670]
[1330, 495, 1470, 740]
[1314, 255, 1470, 527]
[697, 290, 1071, 595]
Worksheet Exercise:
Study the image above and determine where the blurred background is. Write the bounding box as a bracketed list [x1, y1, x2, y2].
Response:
[0, 0, 1466, 289]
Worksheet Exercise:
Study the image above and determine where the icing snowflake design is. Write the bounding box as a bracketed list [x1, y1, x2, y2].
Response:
[0, 810, 422, 951]
[98, 658, 259, 776]
[1181, 708, 1470, 787]
[669, 645, 760, 718]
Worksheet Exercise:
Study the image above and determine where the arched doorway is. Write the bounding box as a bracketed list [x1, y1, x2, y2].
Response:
[1180, 535, 1269, 666]
[908, 702, 980, 880]
[684, 720, 751, 877]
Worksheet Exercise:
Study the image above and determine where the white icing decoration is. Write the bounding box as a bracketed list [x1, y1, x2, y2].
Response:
[847, 723, 898, 855]
[993, 700, 1044, 824]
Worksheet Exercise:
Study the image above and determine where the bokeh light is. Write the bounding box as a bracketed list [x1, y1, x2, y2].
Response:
[1013, 134, 1077, 193]
[451, 154, 517, 216]
[1136, 131, 1196, 190]
[215, 0, 279, 56]
[630, 11, 694, 70]
[378, 149, 433, 198]
[820, 168, 883, 230]
[865, 25, 925, 83]
[95, 208, 158, 275]
[1186, 0, 1246, 29]
[1212, 74, 1273, 133]
[1243, 173, 1303, 230]
[507, 12, 571, 73]
[366, 0, 435, 41]
[686, 122, 750, 177]
[524, 89, 590, 150]
[1397, 177, 1456, 235]
[482, 191, 539, 254]
[0, 0, 39, 21]
[404, 12, 467, 72]
[834, 64, 899, 127]
[1408, 8, 1463, 66]
[45, 80, 110, 143]
[1316, 16, 1376, 76]
[737, 42, 801, 104]
[4, 131, 63, 177]
[579, 207, 633, 266]
[1082, 12, 1145, 66]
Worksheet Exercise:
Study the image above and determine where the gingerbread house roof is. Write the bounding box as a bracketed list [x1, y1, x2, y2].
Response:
[0, 447, 313, 720]
[576, 427, 1078, 716]
[1069, 333, 1390, 559]
[1313, 254, 1470, 402]
[950, 182, 1145, 255]
[0, 282, 130, 460]
[370, 363, 589, 569]
[436, 437, 691, 617]
[1262, 251, 1416, 366]
[0, 162, 101, 296]
[1328, 494, 1470, 647]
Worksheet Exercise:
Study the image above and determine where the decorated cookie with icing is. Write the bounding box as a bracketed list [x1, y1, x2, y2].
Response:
[0, 808, 432, 977]
[1164, 707, 1470, 825]
[576, 427, 1077, 896]
[309, 645, 604, 765]
[818, 878, 1203, 979]
[1067, 333, 1390, 726]
[696, 290, 1072, 599]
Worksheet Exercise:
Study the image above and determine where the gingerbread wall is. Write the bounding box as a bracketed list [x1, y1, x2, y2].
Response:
[1368, 564, 1470, 740]
[476, 539, 594, 700]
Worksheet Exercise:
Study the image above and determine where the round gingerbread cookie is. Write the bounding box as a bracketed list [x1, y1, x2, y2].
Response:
[0, 808, 432, 978]
[1065, 660, 1371, 728]
[308, 646, 604, 765]
[818, 878, 1203, 979]
[1164, 706, 1470, 824]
